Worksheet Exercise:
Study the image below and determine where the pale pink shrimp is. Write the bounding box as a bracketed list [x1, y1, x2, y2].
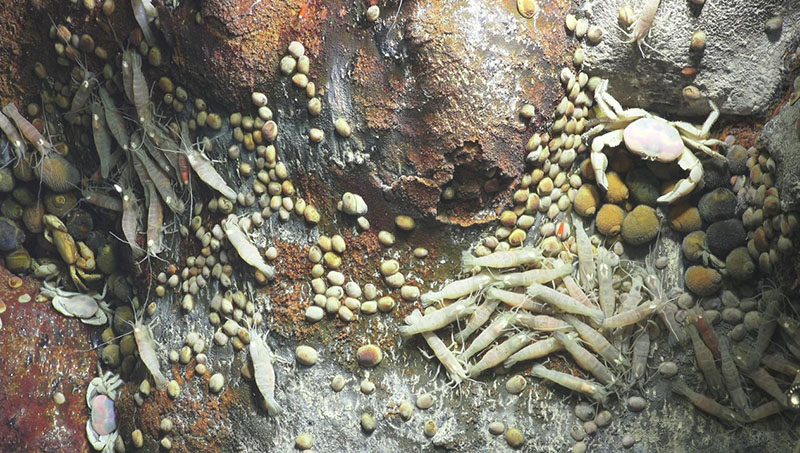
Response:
[2, 103, 51, 155]
[461, 312, 517, 362]
[573, 216, 594, 289]
[130, 51, 152, 126]
[497, 261, 573, 288]
[248, 323, 283, 416]
[407, 309, 467, 385]
[120, 187, 145, 258]
[420, 273, 493, 307]
[747, 400, 784, 423]
[531, 364, 609, 405]
[687, 324, 724, 400]
[743, 299, 779, 372]
[90, 101, 113, 179]
[468, 332, 533, 378]
[601, 299, 663, 329]
[399, 295, 477, 339]
[486, 287, 553, 313]
[630, 328, 650, 383]
[563, 315, 629, 368]
[131, 308, 167, 389]
[0, 110, 27, 158]
[597, 255, 615, 321]
[456, 298, 500, 343]
[98, 87, 129, 151]
[671, 380, 744, 426]
[761, 353, 799, 377]
[144, 181, 163, 255]
[563, 276, 596, 310]
[554, 330, 615, 386]
[514, 313, 571, 332]
[121, 50, 136, 104]
[133, 149, 184, 215]
[622, 0, 661, 57]
[528, 284, 604, 324]
[504, 335, 567, 368]
[223, 215, 275, 280]
[461, 247, 542, 270]
[82, 189, 123, 212]
[718, 336, 750, 415]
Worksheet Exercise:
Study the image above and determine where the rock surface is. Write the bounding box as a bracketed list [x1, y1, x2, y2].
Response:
[581, 0, 799, 116]
[760, 93, 800, 212]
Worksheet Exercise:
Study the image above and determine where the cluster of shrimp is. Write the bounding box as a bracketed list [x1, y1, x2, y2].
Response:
[671, 284, 800, 426]
[401, 216, 671, 405]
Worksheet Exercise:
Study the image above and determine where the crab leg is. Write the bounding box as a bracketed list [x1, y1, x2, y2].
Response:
[657, 147, 702, 204]
[590, 129, 623, 191]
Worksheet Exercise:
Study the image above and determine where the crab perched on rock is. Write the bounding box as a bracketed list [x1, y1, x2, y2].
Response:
[584, 79, 727, 204]
[42, 214, 102, 291]
[86, 366, 121, 453]
[40, 280, 110, 325]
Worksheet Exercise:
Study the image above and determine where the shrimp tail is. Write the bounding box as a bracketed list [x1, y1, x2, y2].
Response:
[671, 379, 691, 397]
[461, 250, 477, 270]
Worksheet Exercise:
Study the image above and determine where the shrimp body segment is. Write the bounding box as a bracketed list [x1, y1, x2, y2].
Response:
[249, 326, 283, 416]
[531, 364, 609, 405]
[223, 216, 275, 280]
[468, 332, 533, 378]
[132, 318, 167, 389]
[461, 247, 542, 270]
[456, 298, 500, 343]
[420, 273, 493, 307]
[672, 380, 744, 427]
[528, 284, 605, 324]
[407, 309, 467, 385]
[487, 287, 553, 313]
[688, 324, 725, 399]
[554, 331, 616, 386]
[504, 335, 568, 368]
[399, 296, 478, 339]
[497, 262, 573, 288]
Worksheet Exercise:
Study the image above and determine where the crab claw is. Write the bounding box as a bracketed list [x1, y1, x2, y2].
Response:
[656, 148, 702, 204]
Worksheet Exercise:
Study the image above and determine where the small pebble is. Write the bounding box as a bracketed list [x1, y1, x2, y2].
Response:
[765, 16, 783, 34]
[627, 396, 646, 412]
[573, 442, 587, 453]
[209, 373, 225, 393]
[423, 419, 437, 438]
[398, 401, 414, 421]
[570, 425, 586, 442]
[595, 410, 612, 427]
[296, 433, 313, 450]
[361, 413, 376, 433]
[160, 418, 174, 432]
[132, 430, 143, 448]
[505, 428, 525, 449]
[377, 230, 395, 247]
[416, 393, 433, 410]
[622, 433, 635, 448]
[53, 392, 65, 405]
[505, 375, 526, 394]
[574, 403, 593, 421]
[488, 421, 505, 436]
[360, 379, 376, 395]
[296, 345, 319, 366]
[395, 215, 415, 231]
[305, 306, 324, 323]
[357, 344, 383, 367]
[166, 380, 180, 399]
[331, 375, 346, 392]
[161, 437, 172, 450]
[658, 361, 678, 377]
[582, 421, 597, 435]
[366, 5, 380, 22]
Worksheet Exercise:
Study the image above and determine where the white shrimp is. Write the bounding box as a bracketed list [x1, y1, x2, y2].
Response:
[248, 324, 283, 416]
[620, 0, 661, 57]
[496, 261, 573, 288]
[573, 217, 595, 290]
[456, 298, 500, 343]
[461, 247, 542, 270]
[504, 335, 569, 368]
[131, 309, 167, 389]
[419, 273, 493, 307]
[399, 295, 477, 339]
[487, 287, 553, 313]
[407, 309, 468, 385]
[527, 283, 605, 324]
[223, 215, 275, 280]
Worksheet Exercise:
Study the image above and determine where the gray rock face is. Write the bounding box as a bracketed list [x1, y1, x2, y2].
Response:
[581, 0, 799, 117]
[760, 97, 800, 211]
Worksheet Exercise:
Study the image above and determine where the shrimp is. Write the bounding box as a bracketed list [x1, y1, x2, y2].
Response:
[131, 0, 156, 46]
[621, 0, 661, 57]
[573, 216, 594, 289]
[185, 146, 237, 200]
[687, 307, 720, 359]
[747, 400, 784, 423]
[2, 103, 51, 155]
[133, 149, 184, 214]
[407, 309, 468, 385]
[0, 110, 27, 158]
[223, 216, 275, 280]
[554, 331, 616, 386]
[420, 273, 493, 307]
[68, 76, 93, 121]
[504, 335, 568, 368]
[90, 101, 113, 179]
[601, 299, 663, 329]
[461, 246, 542, 270]
[597, 253, 615, 321]
[744, 300, 779, 372]
[497, 261, 573, 288]
[248, 323, 283, 416]
[563, 276, 596, 310]
[528, 284, 605, 324]
[98, 87, 129, 151]
[399, 295, 478, 339]
[82, 189, 123, 212]
[761, 353, 800, 377]
[456, 298, 500, 343]
[487, 287, 553, 313]
[659, 302, 687, 347]
[120, 187, 145, 258]
[461, 312, 517, 361]
[530, 364, 609, 405]
[563, 315, 629, 367]
[740, 365, 787, 407]
[630, 328, 649, 383]
[120, 50, 136, 104]
[687, 324, 725, 400]
[468, 331, 533, 378]
[718, 336, 750, 415]
[671, 380, 744, 427]
[515, 313, 571, 332]
[130, 51, 152, 126]
[144, 181, 163, 255]
[131, 308, 167, 389]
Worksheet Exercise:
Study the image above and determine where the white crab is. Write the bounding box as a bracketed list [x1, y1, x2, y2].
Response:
[86, 367, 122, 453]
[584, 79, 727, 204]
[41, 280, 110, 326]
